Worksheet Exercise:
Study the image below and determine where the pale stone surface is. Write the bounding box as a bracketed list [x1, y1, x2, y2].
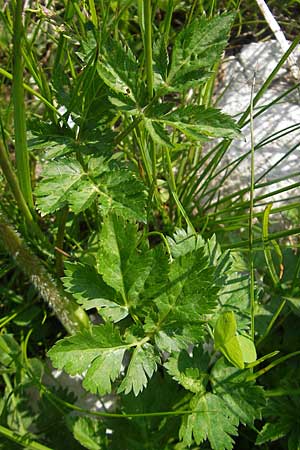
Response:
[215, 40, 300, 206]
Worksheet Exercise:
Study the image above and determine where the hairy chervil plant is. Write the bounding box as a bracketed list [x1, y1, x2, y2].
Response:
[48, 216, 264, 449]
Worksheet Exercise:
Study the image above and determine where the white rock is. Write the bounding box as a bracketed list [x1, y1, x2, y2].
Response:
[215, 40, 300, 206]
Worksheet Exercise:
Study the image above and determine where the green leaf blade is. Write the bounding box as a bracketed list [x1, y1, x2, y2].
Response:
[118, 343, 159, 396]
[48, 324, 125, 377]
[83, 348, 125, 395]
[97, 41, 140, 104]
[167, 14, 235, 92]
[98, 214, 138, 298]
[100, 171, 147, 222]
[179, 392, 238, 450]
[35, 158, 85, 215]
[63, 262, 128, 322]
[153, 105, 240, 142]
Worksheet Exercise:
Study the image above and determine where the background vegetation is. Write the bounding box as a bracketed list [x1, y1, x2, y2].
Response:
[0, 1, 300, 449]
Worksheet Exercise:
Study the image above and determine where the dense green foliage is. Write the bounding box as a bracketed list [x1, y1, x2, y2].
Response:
[0, 1, 300, 449]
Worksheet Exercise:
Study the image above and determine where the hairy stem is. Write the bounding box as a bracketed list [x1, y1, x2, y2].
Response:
[0, 212, 90, 334]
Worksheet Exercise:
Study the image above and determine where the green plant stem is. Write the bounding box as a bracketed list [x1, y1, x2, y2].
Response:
[0, 140, 44, 241]
[0, 212, 90, 335]
[143, 0, 153, 100]
[166, 148, 196, 234]
[55, 206, 69, 276]
[256, 299, 286, 347]
[163, 0, 173, 41]
[39, 382, 214, 419]
[262, 203, 280, 286]
[249, 76, 255, 342]
[265, 388, 300, 397]
[0, 425, 52, 450]
[247, 350, 300, 381]
[146, 231, 173, 261]
[222, 227, 300, 250]
[187, 0, 198, 25]
[12, 0, 33, 209]
[0, 67, 60, 115]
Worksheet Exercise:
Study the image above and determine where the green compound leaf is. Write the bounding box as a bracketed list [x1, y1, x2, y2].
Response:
[97, 40, 141, 108]
[63, 262, 128, 322]
[144, 246, 219, 351]
[48, 323, 125, 377]
[35, 158, 90, 215]
[70, 416, 107, 450]
[167, 228, 206, 258]
[150, 105, 240, 142]
[153, 36, 169, 88]
[165, 347, 210, 394]
[256, 422, 291, 446]
[211, 358, 265, 428]
[35, 157, 147, 221]
[167, 229, 251, 332]
[179, 392, 238, 450]
[98, 214, 138, 297]
[99, 170, 147, 222]
[48, 324, 158, 396]
[63, 262, 115, 301]
[83, 347, 125, 395]
[98, 215, 165, 312]
[256, 397, 300, 448]
[156, 13, 234, 93]
[118, 343, 159, 396]
[143, 118, 173, 147]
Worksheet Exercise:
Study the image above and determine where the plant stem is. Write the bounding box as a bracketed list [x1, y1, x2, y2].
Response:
[143, 0, 153, 100]
[0, 425, 52, 450]
[256, 299, 286, 347]
[249, 75, 255, 341]
[0, 211, 90, 334]
[55, 206, 69, 276]
[12, 0, 33, 209]
[247, 350, 300, 381]
[0, 139, 45, 242]
[266, 387, 300, 397]
[262, 203, 280, 286]
[39, 383, 215, 419]
[0, 67, 60, 115]
[166, 148, 196, 234]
